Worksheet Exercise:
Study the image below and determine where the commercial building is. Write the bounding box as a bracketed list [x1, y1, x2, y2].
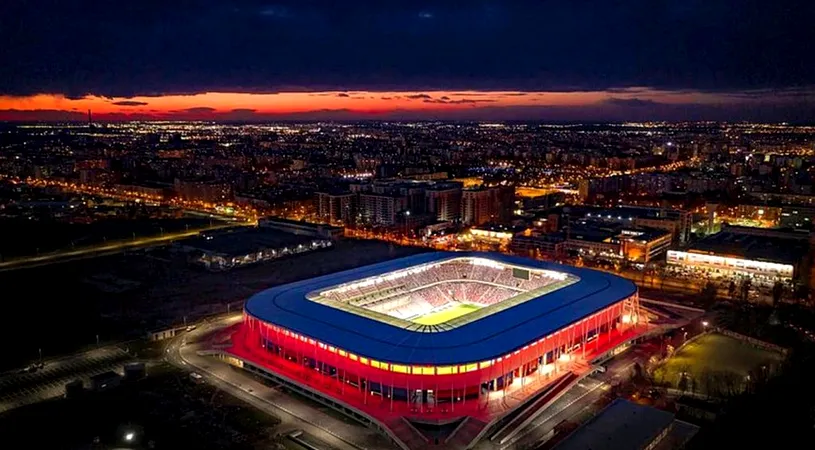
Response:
[616, 228, 674, 263]
[510, 233, 566, 258]
[259, 217, 344, 240]
[469, 224, 526, 243]
[666, 226, 810, 284]
[589, 206, 692, 244]
[554, 399, 699, 450]
[229, 253, 648, 448]
[550, 205, 692, 244]
[511, 223, 672, 264]
[780, 205, 815, 229]
[520, 192, 565, 211]
[179, 227, 333, 271]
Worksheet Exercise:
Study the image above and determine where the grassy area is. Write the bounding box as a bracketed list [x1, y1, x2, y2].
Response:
[412, 303, 481, 325]
[654, 333, 785, 396]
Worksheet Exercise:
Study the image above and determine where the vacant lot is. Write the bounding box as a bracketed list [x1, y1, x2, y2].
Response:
[654, 332, 785, 396]
[0, 238, 426, 370]
[0, 365, 281, 449]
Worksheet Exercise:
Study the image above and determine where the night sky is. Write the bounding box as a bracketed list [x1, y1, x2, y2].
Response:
[1, 1, 813, 121]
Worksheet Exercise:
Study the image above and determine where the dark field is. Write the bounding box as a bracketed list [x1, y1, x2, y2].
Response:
[0, 364, 282, 449]
[0, 216, 216, 259]
[0, 238, 425, 370]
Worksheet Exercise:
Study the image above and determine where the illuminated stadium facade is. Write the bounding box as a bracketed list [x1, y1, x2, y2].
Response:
[233, 252, 645, 447]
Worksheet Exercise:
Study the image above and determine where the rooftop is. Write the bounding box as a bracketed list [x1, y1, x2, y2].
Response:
[180, 228, 320, 257]
[688, 230, 808, 264]
[260, 216, 343, 230]
[244, 252, 637, 365]
[554, 399, 677, 450]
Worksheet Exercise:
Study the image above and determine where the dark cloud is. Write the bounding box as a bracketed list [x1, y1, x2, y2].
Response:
[231, 108, 256, 113]
[0, 109, 86, 121]
[181, 107, 217, 113]
[111, 100, 149, 106]
[603, 97, 660, 107]
[0, 0, 813, 123]
[406, 94, 433, 99]
[423, 98, 497, 104]
[723, 87, 815, 100]
[335, 92, 350, 97]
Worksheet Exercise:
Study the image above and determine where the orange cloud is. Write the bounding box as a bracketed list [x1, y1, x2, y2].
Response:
[0, 88, 743, 120]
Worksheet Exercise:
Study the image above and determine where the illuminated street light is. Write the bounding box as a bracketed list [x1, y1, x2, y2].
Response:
[702, 321, 709, 327]
[124, 432, 135, 442]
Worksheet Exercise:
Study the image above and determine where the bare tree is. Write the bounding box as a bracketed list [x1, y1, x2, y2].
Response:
[740, 278, 752, 302]
[771, 281, 784, 307]
[700, 281, 718, 308]
[676, 363, 692, 393]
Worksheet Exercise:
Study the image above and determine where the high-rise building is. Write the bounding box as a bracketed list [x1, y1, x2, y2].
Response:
[174, 178, 232, 203]
[316, 191, 356, 225]
[461, 185, 515, 226]
[461, 188, 494, 226]
[358, 193, 408, 226]
[425, 184, 462, 222]
[493, 185, 515, 223]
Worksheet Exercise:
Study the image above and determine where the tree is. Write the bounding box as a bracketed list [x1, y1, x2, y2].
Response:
[700, 281, 718, 308]
[771, 281, 784, 306]
[678, 373, 689, 393]
[657, 265, 667, 290]
[740, 278, 752, 302]
[633, 362, 645, 380]
[676, 363, 692, 391]
[794, 284, 810, 304]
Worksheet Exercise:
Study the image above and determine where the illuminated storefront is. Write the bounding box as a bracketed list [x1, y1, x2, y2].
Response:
[666, 250, 794, 280]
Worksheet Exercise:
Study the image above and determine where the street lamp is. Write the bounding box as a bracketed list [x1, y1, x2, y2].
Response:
[404, 211, 410, 238]
[702, 321, 709, 328]
[124, 432, 135, 442]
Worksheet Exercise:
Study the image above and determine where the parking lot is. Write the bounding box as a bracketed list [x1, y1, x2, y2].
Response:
[0, 346, 133, 414]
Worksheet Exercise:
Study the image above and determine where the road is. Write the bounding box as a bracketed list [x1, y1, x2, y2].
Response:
[166, 315, 395, 450]
[0, 346, 134, 414]
[492, 340, 656, 450]
[0, 224, 238, 271]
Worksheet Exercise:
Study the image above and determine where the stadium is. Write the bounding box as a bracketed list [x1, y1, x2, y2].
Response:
[230, 252, 645, 447]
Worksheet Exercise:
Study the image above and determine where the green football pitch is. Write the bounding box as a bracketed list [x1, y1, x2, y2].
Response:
[411, 303, 482, 325]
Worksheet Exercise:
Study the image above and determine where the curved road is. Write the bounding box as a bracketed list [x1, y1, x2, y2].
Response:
[164, 315, 394, 450]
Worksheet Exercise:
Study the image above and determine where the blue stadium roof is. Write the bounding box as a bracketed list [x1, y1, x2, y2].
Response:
[244, 252, 637, 365]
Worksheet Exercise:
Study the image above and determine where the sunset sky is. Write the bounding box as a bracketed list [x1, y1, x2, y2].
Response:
[1, 1, 813, 122]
